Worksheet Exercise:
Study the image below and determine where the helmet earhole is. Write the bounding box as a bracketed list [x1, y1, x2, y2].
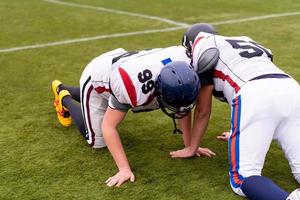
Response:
[178, 80, 182, 84]
[172, 70, 176, 74]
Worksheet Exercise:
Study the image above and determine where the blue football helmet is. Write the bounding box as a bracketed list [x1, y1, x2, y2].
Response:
[182, 23, 218, 58]
[155, 61, 200, 120]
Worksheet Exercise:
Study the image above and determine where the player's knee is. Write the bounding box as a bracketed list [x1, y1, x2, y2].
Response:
[229, 180, 246, 197]
[92, 136, 106, 149]
[230, 185, 246, 197]
[86, 129, 107, 149]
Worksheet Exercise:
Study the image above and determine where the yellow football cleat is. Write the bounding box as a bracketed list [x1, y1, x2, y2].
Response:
[51, 80, 62, 112]
[51, 80, 72, 127]
[56, 90, 72, 127]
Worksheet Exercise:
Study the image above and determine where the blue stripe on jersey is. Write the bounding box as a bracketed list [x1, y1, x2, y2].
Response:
[161, 58, 172, 65]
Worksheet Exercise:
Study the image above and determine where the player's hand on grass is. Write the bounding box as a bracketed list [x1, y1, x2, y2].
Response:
[170, 147, 195, 158]
[196, 147, 216, 157]
[216, 131, 230, 142]
[105, 167, 135, 187]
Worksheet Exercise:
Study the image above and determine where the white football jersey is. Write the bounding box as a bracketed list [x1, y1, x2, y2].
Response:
[192, 32, 286, 103]
[109, 46, 190, 111]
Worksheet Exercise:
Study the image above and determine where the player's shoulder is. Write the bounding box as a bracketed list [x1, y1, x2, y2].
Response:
[89, 48, 127, 65]
[225, 35, 254, 42]
[194, 32, 216, 43]
[161, 45, 190, 62]
[163, 45, 186, 52]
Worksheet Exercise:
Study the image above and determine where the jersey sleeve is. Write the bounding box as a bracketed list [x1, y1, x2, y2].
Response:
[108, 95, 130, 112]
[198, 68, 214, 86]
[191, 33, 218, 72]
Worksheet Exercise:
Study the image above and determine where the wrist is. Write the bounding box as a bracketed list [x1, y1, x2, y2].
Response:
[118, 166, 131, 172]
[188, 146, 197, 154]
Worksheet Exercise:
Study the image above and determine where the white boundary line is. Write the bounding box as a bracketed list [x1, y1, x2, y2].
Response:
[0, 27, 183, 53]
[0, 0, 300, 53]
[211, 12, 300, 25]
[44, 0, 190, 27]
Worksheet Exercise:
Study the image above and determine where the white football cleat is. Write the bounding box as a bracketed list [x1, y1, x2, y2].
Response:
[287, 189, 300, 200]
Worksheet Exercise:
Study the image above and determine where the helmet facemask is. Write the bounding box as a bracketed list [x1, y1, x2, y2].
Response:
[182, 34, 193, 59]
[156, 93, 195, 119]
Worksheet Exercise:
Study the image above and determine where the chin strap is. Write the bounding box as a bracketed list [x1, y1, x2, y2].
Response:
[171, 114, 183, 134]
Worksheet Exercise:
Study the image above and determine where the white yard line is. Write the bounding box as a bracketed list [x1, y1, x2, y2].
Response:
[1, 0, 300, 54]
[0, 27, 183, 53]
[44, 0, 190, 27]
[211, 12, 300, 25]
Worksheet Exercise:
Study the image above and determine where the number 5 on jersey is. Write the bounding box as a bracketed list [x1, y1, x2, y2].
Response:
[226, 39, 273, 61]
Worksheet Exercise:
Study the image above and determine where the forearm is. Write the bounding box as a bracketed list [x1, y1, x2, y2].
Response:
[103, 127, 130, 170]
[189, 112, 210, 152]
[102, 107, 130, 171]
[178, 112, 192, 147]
[169, 85, 214, 159]
[189, 85, 213, 153]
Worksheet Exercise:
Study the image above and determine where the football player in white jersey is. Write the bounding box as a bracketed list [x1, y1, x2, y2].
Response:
[170, 23, 300, 200]
[51, 46, 215, 187]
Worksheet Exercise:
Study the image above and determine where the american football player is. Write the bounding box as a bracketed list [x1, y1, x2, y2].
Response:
[51, 46, 215, 187]
[171, 23, 300, 200]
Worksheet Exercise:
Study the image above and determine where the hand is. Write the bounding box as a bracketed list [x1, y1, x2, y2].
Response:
[170, 147, 196, 158]
[195, 147, 216, 157]
[105, 167, 135, 187]
[217, 131, 230, 142]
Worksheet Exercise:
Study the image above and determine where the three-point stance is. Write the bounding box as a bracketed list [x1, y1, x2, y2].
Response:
[171, 23, 300, 200]
[51, 46, 210, 187]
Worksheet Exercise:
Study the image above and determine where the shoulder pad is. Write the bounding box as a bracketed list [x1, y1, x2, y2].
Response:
[197, 48, 219, 74]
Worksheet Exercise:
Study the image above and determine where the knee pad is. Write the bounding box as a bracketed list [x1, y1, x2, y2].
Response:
[91, 136, 106, 149]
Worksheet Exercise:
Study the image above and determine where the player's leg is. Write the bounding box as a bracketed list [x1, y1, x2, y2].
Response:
[229, 80, 290, 199]
[275, 116, 300, 184]
[51, 80, 72, 127]
[51, 80, 86, 136]
[60, 91, 87, 137]
[241, 176, 289, 200]
[228, 95, 277, 196]
[52, 80, 80, 102]
[229, 96, 289, 199]
[274, 79, 300, 185]
[58, 84, 80, 102]
[78, 50, 121, 148]
[80, 75, 107, 148]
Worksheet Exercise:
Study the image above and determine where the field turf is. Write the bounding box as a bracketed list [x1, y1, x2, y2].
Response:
[1, 0, 300, 199]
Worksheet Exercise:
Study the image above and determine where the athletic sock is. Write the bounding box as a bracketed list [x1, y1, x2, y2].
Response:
[241, 175, 289, 200]
[58, 85, 80, 102]
[62, 95, 87, 138]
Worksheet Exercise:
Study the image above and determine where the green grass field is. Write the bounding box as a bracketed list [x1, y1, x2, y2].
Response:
[1, 0, 300, 199]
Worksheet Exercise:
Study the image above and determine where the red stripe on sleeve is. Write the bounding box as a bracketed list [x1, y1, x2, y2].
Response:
[118, 67, 137, 107]
[191, 36, 204, 55]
